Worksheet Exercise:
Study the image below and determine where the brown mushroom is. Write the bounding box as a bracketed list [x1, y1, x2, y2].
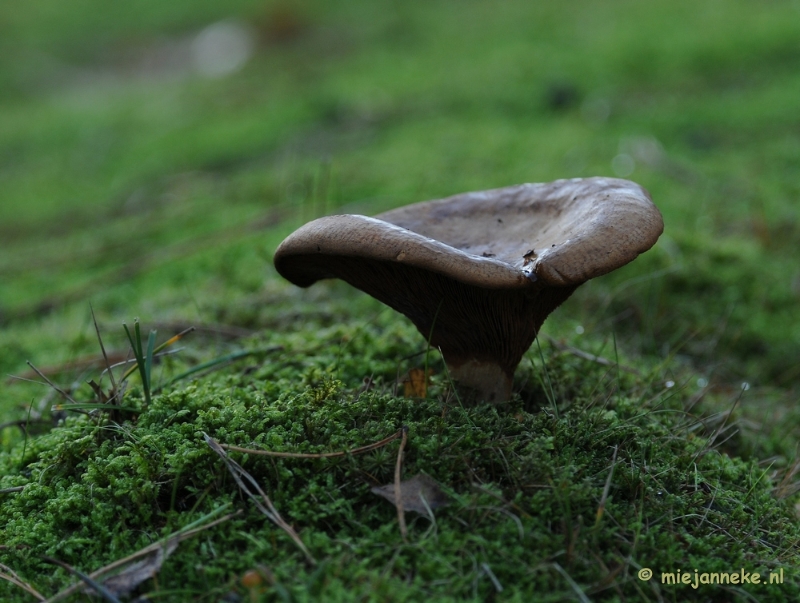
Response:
[274, 177, 663, 402]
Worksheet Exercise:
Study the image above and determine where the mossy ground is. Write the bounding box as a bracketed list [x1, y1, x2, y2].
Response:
[1, 0, 799, 601]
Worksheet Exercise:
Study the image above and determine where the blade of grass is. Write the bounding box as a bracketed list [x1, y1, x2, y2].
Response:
[121, 324, 194, 383]
[154, 346, 283, 393]
[144, 329, 156, 399]
[19, 398, 34, 467]
[123, 321, 147, 404]
[423, 299, 445, 399]
[534, 336, 558, 419]
[122, 319, 156, 405]
[50, 403, 140, 413]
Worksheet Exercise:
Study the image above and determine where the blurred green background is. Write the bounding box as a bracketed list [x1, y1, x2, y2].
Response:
[2, 0, 799, 403]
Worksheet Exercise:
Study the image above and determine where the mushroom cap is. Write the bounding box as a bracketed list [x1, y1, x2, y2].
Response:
[274, 177, 663, 290]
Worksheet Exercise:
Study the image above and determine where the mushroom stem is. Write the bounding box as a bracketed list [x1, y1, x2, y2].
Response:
[445, 358, 512, 403]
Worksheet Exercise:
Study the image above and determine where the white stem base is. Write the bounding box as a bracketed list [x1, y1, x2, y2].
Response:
[447, 359, 512, 403]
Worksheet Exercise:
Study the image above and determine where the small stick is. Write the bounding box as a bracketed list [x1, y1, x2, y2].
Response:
[220, 428, 404, 459]
[394, 426, 409, 541]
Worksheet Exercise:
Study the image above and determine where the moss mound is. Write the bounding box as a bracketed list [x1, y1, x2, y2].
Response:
[2, 327, 797, 601]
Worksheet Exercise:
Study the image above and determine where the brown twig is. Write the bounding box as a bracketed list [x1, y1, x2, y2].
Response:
[220, 428, 405, 459]
[394, 426, 409, 541]
[204, 434, 316, 565]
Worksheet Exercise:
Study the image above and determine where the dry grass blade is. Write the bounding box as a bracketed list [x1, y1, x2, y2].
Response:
[481, 562, 504, 593]
[394, 426, 409, 541]
[220, 427, 404, 458]
[150, 321, 253, 340]
[595, 445, 619, 526]
[24, 362, 78, 405]
[6, 352, 130, 384]
[91, 305, 119, 402]
[774, 455, 800, 500]
[45, 510, 238, 602]
[0, 563, 45, 601]
[0, 486, 25, 494]
[204, 433, 316, 565]
[550, 562, 592, 603]
[697, 386, 746, 462]
[42, 558, 122, 603]
[544, 335, 641, 376]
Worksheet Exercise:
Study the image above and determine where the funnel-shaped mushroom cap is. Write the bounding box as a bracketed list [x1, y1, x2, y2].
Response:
[275, 177, 663, 402]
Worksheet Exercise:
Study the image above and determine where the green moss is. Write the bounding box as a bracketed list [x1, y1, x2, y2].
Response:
[1, 336, 798, 601]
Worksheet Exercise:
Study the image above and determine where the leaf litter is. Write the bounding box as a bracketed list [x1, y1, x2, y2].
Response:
[371, 473, 450, 515]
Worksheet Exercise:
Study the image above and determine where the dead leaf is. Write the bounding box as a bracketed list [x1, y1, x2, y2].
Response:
[403, 368, 432, 398]
[92, 539, 178, 597]
[371, 473, 449, 515]
[45, 509, 237, 602]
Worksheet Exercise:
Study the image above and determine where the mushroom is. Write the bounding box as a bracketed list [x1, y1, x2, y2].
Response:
[274, 177, 663, 402]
